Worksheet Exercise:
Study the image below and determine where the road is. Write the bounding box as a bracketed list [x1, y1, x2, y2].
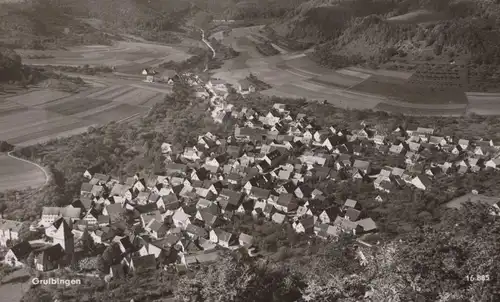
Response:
[200, 28, 216, 59]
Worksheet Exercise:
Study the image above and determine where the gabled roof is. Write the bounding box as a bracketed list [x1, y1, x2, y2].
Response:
[131, 254, 156, 271]
[9, 241, 32, 260]
[277, 193, 294, 207]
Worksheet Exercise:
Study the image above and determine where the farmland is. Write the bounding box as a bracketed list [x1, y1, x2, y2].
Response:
[0, 153, 46, 191]
[0, 84, 168, 146]
[18, 41, 193, 75]
[211, 25, 480, 112]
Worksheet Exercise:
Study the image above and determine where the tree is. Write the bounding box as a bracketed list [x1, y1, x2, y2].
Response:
[26, 251, 35, 274]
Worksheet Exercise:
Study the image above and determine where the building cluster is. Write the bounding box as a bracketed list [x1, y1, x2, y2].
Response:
[4, 102, 500, 279]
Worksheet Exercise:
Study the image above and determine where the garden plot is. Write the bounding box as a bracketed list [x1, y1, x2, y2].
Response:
[112, 88, 160, 106]
[6, 90, 70, 107]
[44, 98, 112, 116]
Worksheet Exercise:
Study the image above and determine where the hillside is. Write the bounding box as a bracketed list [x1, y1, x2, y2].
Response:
[0, 0, 197, 49]
[269, 0, 500, 67]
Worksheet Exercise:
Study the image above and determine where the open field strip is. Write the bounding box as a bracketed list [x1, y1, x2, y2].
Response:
[6, 90, 71, 107]
[112, 88, 160, 106]
[85, 104, 150, 124]
[94, 86, 136, 100]
[142, 93, 167, 107]
[85, 85, 124, 99]
[9, 121, 96, 146]
[0, 109, 63, 135]
[336, 68, 371, 79]
[45, 98, 112, 116]
[0, 100, 26, 117]
[128, 84, 173, 94]
[346, 66, 413, 80]
[71, 102, 122, 119]
[374, 103, 465, 116]
[0, 153, 47, 191]
[33, 87, 104, 109]
[0, 115, 90, 144]
[134, 58, 155, 64]
[309, 72, 366, 88]
[465, 92, 500, 115]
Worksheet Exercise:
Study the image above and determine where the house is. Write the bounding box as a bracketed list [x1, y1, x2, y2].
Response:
[264, 150, 288, 168]
[172, 208, 191, 230]
[142, 68, 157, 82]
[429, 136, 447, 146]
[485, 158, 500, 170]
[294, 184, 313, 199]
[146, 220, 168, 239]
[356, 218, 377, 234]
[129, 254, 156, 273]
[4, 241, 32, 267]
[271, 212, 286, 224]
[185, 224, 208, 239]
[343, 199, 361, 210]
[238, 233, 254, 248]
[272, 193, 297, 213]
[293, 216, 315, 234]
[35, 244, 66, 272]
[416, 127, 434, 135]
[209, 228, 234, 248]
[165, 163, 188, 175]
[237, 79, 255, 94]
[0, 219, 24, 247]
[352, 160, 371, 175]
[389, 144, 406, 155]
[412, 175, 432, 191]
[318, 207, 342, 224]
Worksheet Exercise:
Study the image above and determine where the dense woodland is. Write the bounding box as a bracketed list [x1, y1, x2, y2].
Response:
[0, 81, 497, 300]
[266, 0, 500, 68]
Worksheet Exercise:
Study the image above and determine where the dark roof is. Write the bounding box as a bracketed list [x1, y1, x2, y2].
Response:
[131, 254, 156, 271]
[277, 193, 294, 207]
[10, 241, 32, 260]
[250, 187, 270, 199]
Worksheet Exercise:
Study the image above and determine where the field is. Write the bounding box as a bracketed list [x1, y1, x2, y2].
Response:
[349, 75, 469, 104]
[18, 41, 193, 75]
[211, 25, 500, 115]
[0, 153, 46, 191]
[465, 92, 500, 116]
[0, 84, 168, 146]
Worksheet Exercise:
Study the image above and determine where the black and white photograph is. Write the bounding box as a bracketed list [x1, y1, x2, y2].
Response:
[0, 0, 499, 301]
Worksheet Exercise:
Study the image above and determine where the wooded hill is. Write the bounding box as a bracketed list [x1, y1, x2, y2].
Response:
[268, 0, 500, 67]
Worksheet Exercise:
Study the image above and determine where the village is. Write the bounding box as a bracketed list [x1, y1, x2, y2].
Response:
[2, 67, 500, 281]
